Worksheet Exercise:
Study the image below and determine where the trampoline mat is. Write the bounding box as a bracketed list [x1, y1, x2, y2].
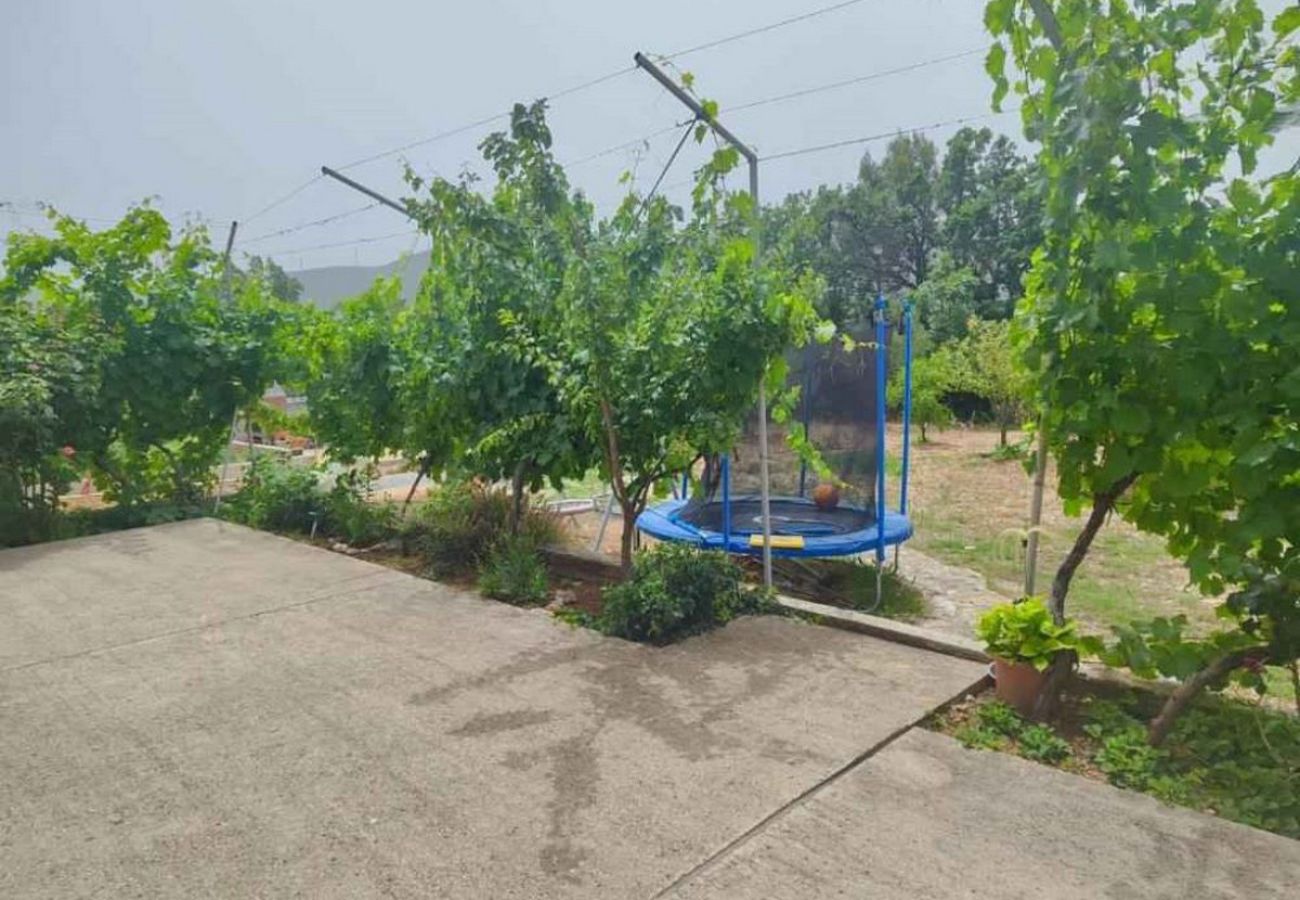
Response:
[677, 497, 873, 538]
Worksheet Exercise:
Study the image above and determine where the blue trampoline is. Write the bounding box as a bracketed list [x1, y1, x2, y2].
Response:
[637, 296, 916, 565]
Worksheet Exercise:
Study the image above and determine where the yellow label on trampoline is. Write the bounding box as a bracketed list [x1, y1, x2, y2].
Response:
[750, 534, 805, 549]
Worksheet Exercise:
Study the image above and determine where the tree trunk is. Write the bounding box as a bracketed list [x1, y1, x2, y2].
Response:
[1029, 471, 1138, 721]
[1147, 648, 1265, 746]
[509, 459, 529, 536]
[999, 424, 1008, 448]
[920, 422, 929, 443]
[1047, 472, 1138, 622]
[1290, 660, 1300, 717]
[618, 503, 638, 570]
[401, 458, 431, 512]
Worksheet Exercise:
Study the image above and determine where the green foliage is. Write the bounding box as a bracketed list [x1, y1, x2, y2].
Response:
[888, 346, 955, 443]
[1017, 723, 1071, 763]
[295, 279, 407, 463]
[763, 126, 1040, 330]
[220, 456, 394, 545]
[399, 100, 596, 498]
[405, 480, 557, 578]
[953, 723, 1010, 751]
[0, 205, 289, 540]
[534, 139, 824, 565]
[596, 544, 765, 644]
[1094, 727, 1167, 791]
[975, 699, 1025, 738]
[987, 0, 1300, 737]
[221, 456, 321, 533]
[478, 533, 550, 606]
[976, 598, 1084, 670]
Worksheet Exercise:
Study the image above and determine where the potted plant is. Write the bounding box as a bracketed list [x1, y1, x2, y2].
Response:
[975, 599, 1081, 716]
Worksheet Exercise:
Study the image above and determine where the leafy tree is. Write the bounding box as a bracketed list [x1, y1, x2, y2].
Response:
[539, 154, 822, 566]
[0, 206, 286, 511]
[912, 253, 980, 344]
[988, 0, 1300, 725]
[400, 101, 596, 522]
[0, 302, 102, 543]
[860, 133, 941, 289]
[888, 350, 954, 443]
[938, 127, 1043, 318]
[296, 278, 407, 464]
[240, 255, 303, 303]
[945, 318, 1026, 447]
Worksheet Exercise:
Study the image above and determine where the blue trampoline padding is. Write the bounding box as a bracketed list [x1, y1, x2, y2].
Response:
[636, 497, 913, 558]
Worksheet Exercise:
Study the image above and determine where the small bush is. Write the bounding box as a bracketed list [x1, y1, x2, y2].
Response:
[221, 456, 322, 532]
[221, 457, 394, 545]
[324, 468, 396, 545]
[406, 480, 557, 578]
[596, 544, 766, 644]
[479, 534, 549, 605]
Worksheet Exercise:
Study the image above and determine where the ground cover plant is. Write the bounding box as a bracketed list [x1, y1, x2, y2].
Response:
[931, 687, 1299, 839]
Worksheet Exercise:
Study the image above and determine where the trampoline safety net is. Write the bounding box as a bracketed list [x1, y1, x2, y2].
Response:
[681, 323, 881, 539]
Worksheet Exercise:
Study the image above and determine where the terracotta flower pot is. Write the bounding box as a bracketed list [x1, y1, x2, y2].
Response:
[993, 657, 1048, 717]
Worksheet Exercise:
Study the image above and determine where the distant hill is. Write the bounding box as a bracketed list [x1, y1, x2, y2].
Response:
[289, 250, 429, 310]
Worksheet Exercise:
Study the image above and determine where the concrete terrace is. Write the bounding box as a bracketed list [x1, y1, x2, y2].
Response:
[1, 519, 1294, 898]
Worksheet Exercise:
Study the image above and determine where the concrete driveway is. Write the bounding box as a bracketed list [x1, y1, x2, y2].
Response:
[2, 520, 1294, 899]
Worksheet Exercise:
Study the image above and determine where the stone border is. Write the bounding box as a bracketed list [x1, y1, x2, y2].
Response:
[776, 594, 991, 664]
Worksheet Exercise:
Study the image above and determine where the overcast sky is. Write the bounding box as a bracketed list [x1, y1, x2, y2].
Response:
[3, 0, 1297, 271]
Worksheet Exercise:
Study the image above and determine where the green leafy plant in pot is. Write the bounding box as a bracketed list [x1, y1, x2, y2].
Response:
[976, 599, 1081, 716]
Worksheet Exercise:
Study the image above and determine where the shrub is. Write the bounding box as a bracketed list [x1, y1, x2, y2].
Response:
[596, 544, 765, 644]
[478, 534, 550, 605]
[221, 456, 321, 533]
[406, 480, 557, 578]
[323, 468, 396, 545]
[221, 457, 395, 545]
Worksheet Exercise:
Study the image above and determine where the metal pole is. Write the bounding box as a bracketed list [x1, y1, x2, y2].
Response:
[751, 158, 773, 589]
[633, 51, 772, 589]
[1024, 421, 1048, 596]
[213, 219, 239, 514]
[320, 166, 411, 218]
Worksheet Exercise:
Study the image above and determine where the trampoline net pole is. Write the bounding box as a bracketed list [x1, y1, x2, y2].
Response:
[874, 295, 888, 565]
[751, 159, 773, 588]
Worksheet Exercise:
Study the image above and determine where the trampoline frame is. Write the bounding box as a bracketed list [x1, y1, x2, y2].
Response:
[637, 296, 916, 561]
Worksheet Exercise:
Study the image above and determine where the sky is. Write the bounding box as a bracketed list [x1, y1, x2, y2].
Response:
[3, 0, 1297, 272]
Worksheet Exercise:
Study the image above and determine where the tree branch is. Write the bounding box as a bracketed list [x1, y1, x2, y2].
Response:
[1147, 646, 1270, 746]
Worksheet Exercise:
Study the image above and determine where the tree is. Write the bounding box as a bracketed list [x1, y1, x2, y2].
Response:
[399, 101, 596, 522]
[240, 255, 303, 303]
[946, 318, 1026, 448]
[912, 253, 980, 344]
[988, 0, 1300, 724]
[938, 127, 1042, 319]
[540, 149, 823, 566]
[296, 278, 407, 464]
[888, 350, 954, 443]
[0, 206, 286, 510]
